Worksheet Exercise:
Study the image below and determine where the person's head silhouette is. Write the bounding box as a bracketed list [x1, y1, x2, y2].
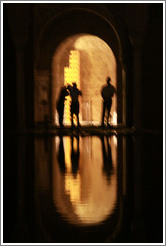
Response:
[106, 77, 111, 85]
[72, 82, 77, 88]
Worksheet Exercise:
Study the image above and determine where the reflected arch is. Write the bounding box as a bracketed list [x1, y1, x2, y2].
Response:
[52, 136, 118, 225]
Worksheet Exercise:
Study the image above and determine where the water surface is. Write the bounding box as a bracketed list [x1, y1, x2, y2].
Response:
[35, 135, 126, 242]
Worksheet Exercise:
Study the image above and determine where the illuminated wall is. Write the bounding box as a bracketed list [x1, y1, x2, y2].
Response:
[64, 50, 80, 124]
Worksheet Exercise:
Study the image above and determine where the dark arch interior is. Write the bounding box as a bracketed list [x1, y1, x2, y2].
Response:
[36, 9, 121, 69]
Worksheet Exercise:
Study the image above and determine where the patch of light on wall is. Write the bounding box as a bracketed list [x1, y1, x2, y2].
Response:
[64, 50, 80, 124]
[112, 111, 117, 125]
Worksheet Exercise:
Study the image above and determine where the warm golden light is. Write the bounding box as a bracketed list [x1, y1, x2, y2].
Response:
[64, 50, 80, 124]
[52, 136, 118, 225]
[52, 34, 117, 125]
[112, 111, 117, 125]
[64, 137, 72, 172]
[64, 137, 81, 204]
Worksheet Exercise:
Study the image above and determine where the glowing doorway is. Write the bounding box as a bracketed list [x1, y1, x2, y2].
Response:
[52, 34, 117, 126]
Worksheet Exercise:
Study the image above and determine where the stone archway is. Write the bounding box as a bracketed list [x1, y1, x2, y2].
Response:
[34, 7, 129, 126]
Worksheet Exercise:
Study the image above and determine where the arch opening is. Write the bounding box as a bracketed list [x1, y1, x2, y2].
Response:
[52, 34, 117, 126]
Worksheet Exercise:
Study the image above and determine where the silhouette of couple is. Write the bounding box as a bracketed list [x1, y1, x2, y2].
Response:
[57, 77, 116, 127]
[56, 82, 82, 127]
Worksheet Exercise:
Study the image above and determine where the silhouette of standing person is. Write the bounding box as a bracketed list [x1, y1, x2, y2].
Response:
[68, 82, 82, 127]
[101, 77, 116, 127]
[56, 86, 69, 127]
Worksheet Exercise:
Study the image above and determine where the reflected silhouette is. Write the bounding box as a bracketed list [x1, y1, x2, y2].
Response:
[70, 136, 80, 178]
[57, 137, 66, 174]
[100, 136, 114, 184]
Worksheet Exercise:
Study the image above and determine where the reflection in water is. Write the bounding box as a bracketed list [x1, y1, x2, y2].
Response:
[52, 136, 117, 225]
[58, 137, 66, 174]
[101, 136, 114, 184]
[71, 136, 80, 178]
